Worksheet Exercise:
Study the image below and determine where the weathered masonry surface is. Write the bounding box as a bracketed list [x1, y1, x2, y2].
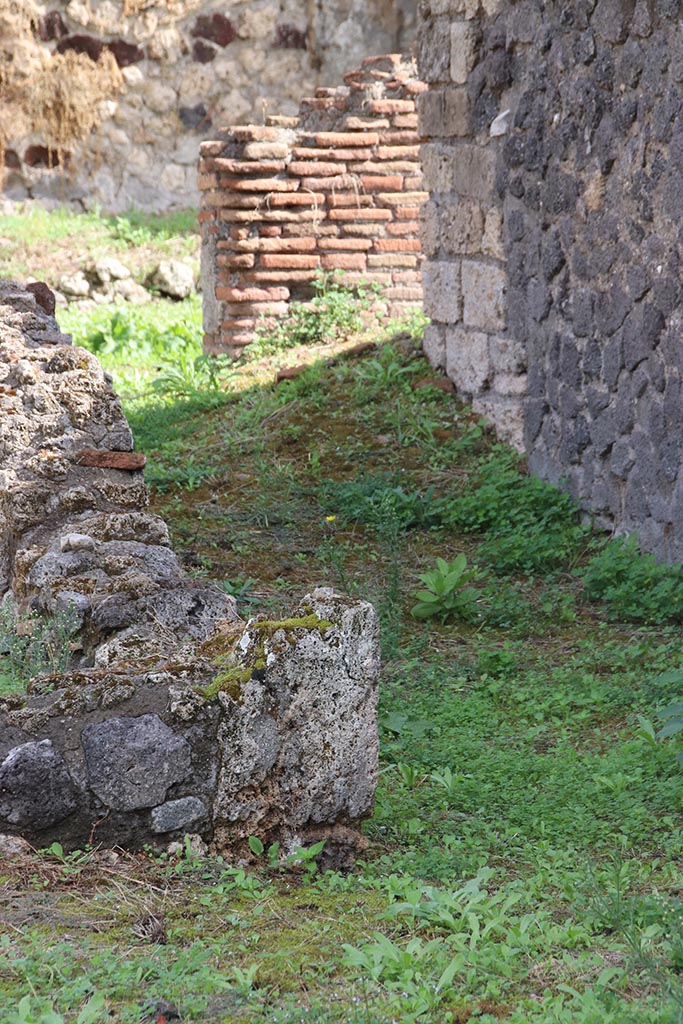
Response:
[2, 1, 416, 212]
[0, 281, 379, 859]
[418, 0, 683, 562]
[199, 55, 427, 355]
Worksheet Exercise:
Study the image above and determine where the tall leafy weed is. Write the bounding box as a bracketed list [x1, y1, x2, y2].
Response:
[440, 448, 588, 574]
[580, 536, 683, 623]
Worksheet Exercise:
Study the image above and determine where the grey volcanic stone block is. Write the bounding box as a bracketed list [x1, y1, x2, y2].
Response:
[0, 741, 78, 828]
[610, 438, 635, 479]
[152, 797, 207, 833]
[417, 16, 451, 83]
[660, 438, 681, 482]
[623, 304, 665, 370]
[602, 336, 624, 390]
[82, 715, 192, 811]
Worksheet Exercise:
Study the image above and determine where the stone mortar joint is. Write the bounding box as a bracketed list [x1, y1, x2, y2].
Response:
[0, 280, 380, 864]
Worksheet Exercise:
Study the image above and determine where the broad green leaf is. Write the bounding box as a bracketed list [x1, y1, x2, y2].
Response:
[248, 835, 264, 856]
[656, 718, 683, 740]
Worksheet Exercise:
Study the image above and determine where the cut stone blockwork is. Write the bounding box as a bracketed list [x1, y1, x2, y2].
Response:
[198, 55, 428, 355]
[0, 282, 380, 860]
[417, 1, 683, 563]
[416, 3, 519, 449]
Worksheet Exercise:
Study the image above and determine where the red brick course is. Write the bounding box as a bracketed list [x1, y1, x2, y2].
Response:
[216, 286, 290, 302]
[76, 450, 146, 471]
[260, 254, 321, 269]
[265, 193, 326, 207]
[199, 55, 426, 354]
[328, 208, 392, 222]
[373, 238, 422, 252]
[321, 253, 368, 271]
[318, 238, 373, 251]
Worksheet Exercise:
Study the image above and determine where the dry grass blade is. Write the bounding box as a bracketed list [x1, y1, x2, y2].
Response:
[131, 911, 167, 944]
[0, 6, 123, 181]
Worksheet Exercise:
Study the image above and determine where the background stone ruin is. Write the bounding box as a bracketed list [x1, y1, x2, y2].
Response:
[0, 281, 380, 859]
[1, 0, 416, 212]
[418, 0, 683, 563]
[199, 55, 427, 354]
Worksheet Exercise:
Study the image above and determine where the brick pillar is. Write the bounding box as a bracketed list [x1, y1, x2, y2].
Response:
[199, 55, 428, 356]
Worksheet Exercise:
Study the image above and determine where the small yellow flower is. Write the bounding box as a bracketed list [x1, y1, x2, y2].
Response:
[325, 515, 336, 522]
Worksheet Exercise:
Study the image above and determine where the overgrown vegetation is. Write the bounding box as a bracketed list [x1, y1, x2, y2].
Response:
[411, 554, 483, 623]
[579, 535, 683, 623]
[0, 599, 79, 695]
[246, 272, 380, 358]
[439, 447, 590, 574]
[4, 208, 683, 1023]
[0, 205, 198, 286]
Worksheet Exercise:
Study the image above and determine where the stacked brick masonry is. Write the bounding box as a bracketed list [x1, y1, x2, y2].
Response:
[418, 0, 683, 563]
[3, 1, 417, 212]
[198, 55, 428, 354]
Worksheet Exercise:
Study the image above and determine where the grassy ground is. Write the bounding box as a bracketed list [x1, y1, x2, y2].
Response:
[3, 210, 683, 1024]
[0, 205, 198, 288]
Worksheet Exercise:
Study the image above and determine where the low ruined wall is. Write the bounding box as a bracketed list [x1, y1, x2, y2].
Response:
[0, 282, 379, 858]
[1, 0, 416, 212]
[418, 1, 683, 562]
[0, 590, 379, 863]
[199, 55, 427, 355]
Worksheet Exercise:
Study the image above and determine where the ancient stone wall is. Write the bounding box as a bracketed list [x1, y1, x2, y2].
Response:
[199, 55, 427, 355]
[418, 0, 683, 562]
[2, 0, 416, 212]
[0, 281, 379, 858]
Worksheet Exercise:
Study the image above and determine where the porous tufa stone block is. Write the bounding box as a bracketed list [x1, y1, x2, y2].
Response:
[445, 325, 491, 395]
[422, 260, 462, 322]
[450, 22, 478, 85]
[462, 260, 506, 331]
[212, 588, 380, 864]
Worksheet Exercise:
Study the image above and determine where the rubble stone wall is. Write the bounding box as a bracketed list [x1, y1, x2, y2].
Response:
[418, 0, 683, 562]
[199, 55, 427, 355]
[2, 0, 416, 212]
[0, 282, 379, 858]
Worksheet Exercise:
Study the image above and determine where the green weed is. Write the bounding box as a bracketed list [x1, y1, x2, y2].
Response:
[0, 599, 79, 691]
[0, 205, 198, 286]
[62, 298, 201, 369]
[108, 208, 198, 244]
[411, 554, 484, 623]
[580, 535, 683, 623]
[7, 992, 106, 1024]
[320, 473, 440, 531]
[150, 352, 236, 402]
[440, 447, 588, 574]
[0, 206, 106, 245]
[246, 273, 377, 358]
